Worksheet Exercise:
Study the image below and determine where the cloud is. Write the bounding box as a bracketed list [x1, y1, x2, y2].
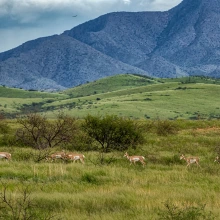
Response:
[0, 0, 182, 52]
[0, 0, 115, 28]
[0, 0, 182, 27]
[143, 0, 183, 11]
[123, 0, 131, 5]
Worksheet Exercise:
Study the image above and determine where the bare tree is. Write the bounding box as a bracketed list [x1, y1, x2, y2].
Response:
[16, 113, 77, 150]
[0, 181, 34, 220]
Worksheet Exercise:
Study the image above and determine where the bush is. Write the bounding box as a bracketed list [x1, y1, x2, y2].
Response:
[82, 114, 145, 164]
[82, 114, 145, 152]
[155, 120, 179, 136]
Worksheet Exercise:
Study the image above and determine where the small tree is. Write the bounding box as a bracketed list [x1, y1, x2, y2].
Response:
[16, 113, 78, 150]
[82, 114, 145, 163]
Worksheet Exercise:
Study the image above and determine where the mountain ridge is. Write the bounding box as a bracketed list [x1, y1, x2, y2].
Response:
[1, 0, 220, 91]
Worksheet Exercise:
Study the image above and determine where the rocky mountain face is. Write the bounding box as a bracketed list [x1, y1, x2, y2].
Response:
[0, 0, 220, 91]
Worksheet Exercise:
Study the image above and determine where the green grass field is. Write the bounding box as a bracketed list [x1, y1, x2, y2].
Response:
[44, 77, 220, 120]
[0, 86, 67, 116]
[0, 74, 219, 120]
[0, 119, 220, 219]
[0, 75, 220, 219]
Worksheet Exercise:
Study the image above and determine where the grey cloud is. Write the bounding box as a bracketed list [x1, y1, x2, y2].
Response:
[0, 0, 182, 52]
[0, 0, 182, 26]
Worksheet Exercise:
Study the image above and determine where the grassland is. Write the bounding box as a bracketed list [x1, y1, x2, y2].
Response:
[0, 75, 220, 219]
[0, 74, 219, 120]
[0, 86, 68, 116]
[0, 119, 220, 219]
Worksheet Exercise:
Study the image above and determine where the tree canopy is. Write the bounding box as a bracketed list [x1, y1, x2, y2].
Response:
[82, 114, 145, 153]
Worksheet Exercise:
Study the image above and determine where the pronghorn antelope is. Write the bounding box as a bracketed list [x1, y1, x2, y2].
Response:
[65, 153, 85, 164]
[46, 151, 66, 162]
[180, 154, 200, 167]
[0, 152, 11, 160]
[124, 152, 145, 167]
[214, 156, 220, 163]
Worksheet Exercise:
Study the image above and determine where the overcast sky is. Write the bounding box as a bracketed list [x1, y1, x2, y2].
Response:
[0, 0, 182, 53]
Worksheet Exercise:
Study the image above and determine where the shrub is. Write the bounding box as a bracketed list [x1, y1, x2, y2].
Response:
[82, 114, 145, 164]
[155, 120, 179, 136]
[82, 114, 145, 152]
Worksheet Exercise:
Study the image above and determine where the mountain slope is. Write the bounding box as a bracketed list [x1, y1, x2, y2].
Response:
[63, 11, 169, 66]
[154, 0, 220, 77]
[0, 35, 147, 90]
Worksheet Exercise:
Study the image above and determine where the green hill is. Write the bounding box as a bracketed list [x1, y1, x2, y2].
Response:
[64, 74, 158, 97]
[0, 75, 219, 119]
[0, 86, 67, 116]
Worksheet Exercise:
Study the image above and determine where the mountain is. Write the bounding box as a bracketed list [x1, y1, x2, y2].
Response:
[0, 0, 220, 91]
[0, 35, 146, 91]
[154, 0, 220, 77]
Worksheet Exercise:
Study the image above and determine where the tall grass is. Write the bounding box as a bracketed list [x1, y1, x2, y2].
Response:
[0, 119, 219, 219]
[0, 160, 219, 219]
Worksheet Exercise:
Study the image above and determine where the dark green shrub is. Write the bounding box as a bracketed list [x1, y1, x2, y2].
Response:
[81, 173, 98, 184]
[82, 114, 145, 153]
[66, 128, 96, 151]
[82, 114, 145, 164]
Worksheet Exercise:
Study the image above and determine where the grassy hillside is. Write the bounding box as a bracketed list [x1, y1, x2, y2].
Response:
[44, 76, 220, 120]
[64, 74, 158, 97]
[0, 86, 68, 116]
[0, 74, 219, 119]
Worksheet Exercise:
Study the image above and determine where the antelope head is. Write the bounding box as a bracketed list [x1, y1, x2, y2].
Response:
[180, 154, 185, 160]
[124, 152, 128, 157]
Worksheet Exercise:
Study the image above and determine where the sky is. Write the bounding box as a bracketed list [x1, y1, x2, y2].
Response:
[0, 0, 182, 53]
